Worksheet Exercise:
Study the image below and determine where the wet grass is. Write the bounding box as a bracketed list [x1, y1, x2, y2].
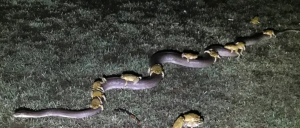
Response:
[1, 0, 300, 128]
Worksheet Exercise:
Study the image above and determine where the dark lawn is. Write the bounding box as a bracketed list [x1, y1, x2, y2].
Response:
[1, 0, 300, 128]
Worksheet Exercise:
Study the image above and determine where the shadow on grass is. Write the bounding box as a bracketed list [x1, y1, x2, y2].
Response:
[205, 44, 225, 50]
[235, 32, 265, 42]
[182, 49, 200, 54]
[14, 107, 92, 112]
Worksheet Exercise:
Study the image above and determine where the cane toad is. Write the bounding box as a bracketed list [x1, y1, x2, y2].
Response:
[120, 74, 142, 87]
[181, 53, 198, 62]
[224, 42, 245, 57]
[183, 113, 203, 128]
[251, 16, 260, 24]
[91, 97, 104, 110]
[263, 29, 276, 38]
[204, 49, 221, 63]
[148, 64, 164, 78]
[172, 113, 203, 128]
[92, 77, 106, 91]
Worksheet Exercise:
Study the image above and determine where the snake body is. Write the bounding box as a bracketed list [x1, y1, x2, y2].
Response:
[13, 30, 279, 118]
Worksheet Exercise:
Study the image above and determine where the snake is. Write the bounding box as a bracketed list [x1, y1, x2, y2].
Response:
[12, 29, 297, 118]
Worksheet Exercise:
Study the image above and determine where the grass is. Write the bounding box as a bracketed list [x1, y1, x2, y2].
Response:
[1, 0, 300, 127]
